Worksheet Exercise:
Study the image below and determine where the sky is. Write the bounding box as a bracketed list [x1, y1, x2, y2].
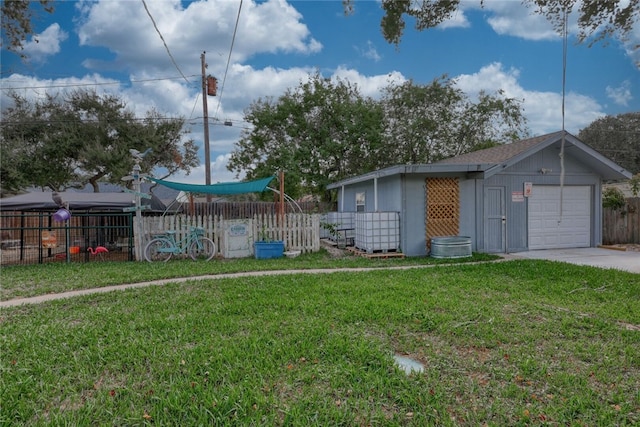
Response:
[1, 0, 639, 186]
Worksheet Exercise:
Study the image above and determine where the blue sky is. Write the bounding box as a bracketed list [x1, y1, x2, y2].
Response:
[2, 0, 638, 185]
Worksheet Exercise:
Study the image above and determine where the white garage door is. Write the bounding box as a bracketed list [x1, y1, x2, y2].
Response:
[528, 186, 591, 250]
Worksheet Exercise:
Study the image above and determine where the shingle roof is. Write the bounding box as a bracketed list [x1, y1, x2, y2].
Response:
[436, 131, 564, 165]
[327, 130, 630, 189]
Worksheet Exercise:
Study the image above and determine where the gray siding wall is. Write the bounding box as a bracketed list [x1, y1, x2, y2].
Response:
[377, 176, 402, 211]
[481, 146, 602, 253]
[335, 173, 477, 257]
[336, 175, 402, 212]
[333, 144, 606, 256]
[402, 174, 476, 256]
[459, 179, 477, 250]
[401, 175, 427, 256]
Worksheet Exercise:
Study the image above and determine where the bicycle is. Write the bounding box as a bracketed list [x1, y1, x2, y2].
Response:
[144, 226, 216, 262]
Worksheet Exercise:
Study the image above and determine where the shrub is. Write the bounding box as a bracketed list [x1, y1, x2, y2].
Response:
[602, 187, 626, 210]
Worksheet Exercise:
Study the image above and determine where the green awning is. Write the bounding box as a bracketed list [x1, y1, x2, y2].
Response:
[148, 176, 275, 195]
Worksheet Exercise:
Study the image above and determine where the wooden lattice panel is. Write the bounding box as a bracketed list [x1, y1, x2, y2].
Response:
[425, 178, 460, 250]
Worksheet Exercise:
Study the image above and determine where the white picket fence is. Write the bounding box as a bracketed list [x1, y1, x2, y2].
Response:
[141, 213, 321, 257]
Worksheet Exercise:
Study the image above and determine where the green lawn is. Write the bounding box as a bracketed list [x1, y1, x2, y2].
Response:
[1, 254, 639, 425]
[0, 250, 498, 300]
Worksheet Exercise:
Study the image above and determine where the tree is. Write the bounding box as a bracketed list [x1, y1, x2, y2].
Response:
[578, 112, 640, 174]
[1, 0, 54, 58]
[228, 74, 529, 200]
[0, 89, 198, 194]
[228, 74, 386, 201]
[344, 0, 639, 59]
[381, 77, 528, 164]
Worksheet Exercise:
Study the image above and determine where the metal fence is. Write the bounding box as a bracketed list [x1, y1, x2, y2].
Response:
[1, 212, 134, 266]
[1, 211, 321, 266]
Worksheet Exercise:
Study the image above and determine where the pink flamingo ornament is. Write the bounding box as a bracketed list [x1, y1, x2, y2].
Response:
[87, 246, 109, 260]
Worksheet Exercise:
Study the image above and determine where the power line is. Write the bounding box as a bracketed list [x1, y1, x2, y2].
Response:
[558, 7, 568, 222]
[0, 115, 252, 129]
[214, 0, 243, 119]
[141, 0, 191, 84]
[0, 116, 187, 126]
[0, 75, 200, 91]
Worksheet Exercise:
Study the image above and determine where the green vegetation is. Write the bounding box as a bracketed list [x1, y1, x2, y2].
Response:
[1, 257, 638, 425]
[0, 250, 497, 300]
[602, 187, 627, 210]
[229, 73, 527, 200]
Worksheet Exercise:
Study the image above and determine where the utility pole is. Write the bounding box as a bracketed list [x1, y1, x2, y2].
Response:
[201, 51, 212, 202]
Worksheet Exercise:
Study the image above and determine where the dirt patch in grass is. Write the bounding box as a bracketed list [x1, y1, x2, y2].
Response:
[320, 240, 350, 258]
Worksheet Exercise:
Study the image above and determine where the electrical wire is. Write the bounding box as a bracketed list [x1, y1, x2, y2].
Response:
[189, 92, 201, 122]
[214, 0, 243, 120]
[558, 7, 568, 223]
[0, 116, 253, 128]
[1, 75, 200, 91]
[0, 116, 188, 126]
[141, 0, 191, 84]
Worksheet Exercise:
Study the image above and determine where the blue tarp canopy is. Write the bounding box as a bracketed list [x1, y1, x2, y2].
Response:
[148, 176, 275, 195]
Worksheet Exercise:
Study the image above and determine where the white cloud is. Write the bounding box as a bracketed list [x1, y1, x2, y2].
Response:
[453, 62, 604, 135]
[437, 7, 471, 29]
[481, 2, 559, 41]
[359, 41, 381, 62]
[76, 0, 321, 78]
[21, 23, 68, 63]
[466, 1, 639, 69]
[0, 73, 122, 107]
[605, 81, 633, 106]
[331, 67, 405, 98]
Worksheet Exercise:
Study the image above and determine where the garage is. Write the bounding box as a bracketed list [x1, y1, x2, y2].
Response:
[328, 131, 631, 256]
[528, 185, 591, 250]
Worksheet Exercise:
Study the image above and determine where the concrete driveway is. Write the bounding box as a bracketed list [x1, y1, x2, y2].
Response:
[507, 247, 640, 274]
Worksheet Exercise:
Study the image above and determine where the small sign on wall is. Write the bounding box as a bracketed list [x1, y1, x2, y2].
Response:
[512, 191, 524, 202]
[524, 182, 533, 197]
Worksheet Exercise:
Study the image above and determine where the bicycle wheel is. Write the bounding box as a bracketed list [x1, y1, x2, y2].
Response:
[189, 237, 216, 261]
[144, 237, 174, 262]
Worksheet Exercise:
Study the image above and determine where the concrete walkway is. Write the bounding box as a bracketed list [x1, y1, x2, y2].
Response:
[506, 247, 640, 274]
[0, 265, 461, 308]
[2, 248, 637, 308]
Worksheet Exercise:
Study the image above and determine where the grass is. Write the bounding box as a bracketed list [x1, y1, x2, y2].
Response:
[1, 254, 639, 425]
[0, 249, 498, 300]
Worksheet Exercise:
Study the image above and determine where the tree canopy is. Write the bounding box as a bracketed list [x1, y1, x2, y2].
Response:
[0, 89, 198, 195]
[228, 74, 528, 201]
[228, 74, 386, 201]
[1, 0, 54, 58]
[578, 112, 640, 175]
[381, 78, 527, 164]
[343, 0, 639, 60]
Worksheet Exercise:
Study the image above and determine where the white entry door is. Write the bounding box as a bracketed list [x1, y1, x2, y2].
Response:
[528, 186, 591, 250]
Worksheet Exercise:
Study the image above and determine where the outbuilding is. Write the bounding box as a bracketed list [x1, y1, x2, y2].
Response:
[326, 131, 632, 256]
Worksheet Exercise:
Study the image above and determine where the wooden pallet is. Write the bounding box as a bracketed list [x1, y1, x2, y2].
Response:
[346, 247, 405, 259]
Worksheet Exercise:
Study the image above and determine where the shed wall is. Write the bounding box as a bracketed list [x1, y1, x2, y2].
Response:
[332, 143, 609, 256]
[402, 175, 427, 256]
[337, 175, 401, 212]
[459, 179, 477, 249]
[482, 146, 602, 252]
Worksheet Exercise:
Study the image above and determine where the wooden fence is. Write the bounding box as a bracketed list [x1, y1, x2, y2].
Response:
[174, 201, 335, 217]
[602, 197, 640, 244]
[141, 213, 321, 254]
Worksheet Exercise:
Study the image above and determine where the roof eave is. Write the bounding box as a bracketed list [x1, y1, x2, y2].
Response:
[326, 163, 493, 189]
